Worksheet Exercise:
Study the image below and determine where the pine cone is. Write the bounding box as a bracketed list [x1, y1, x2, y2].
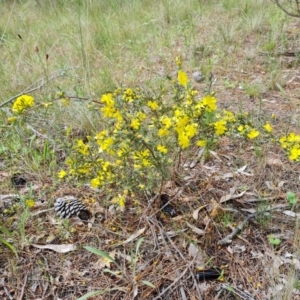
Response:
[54, 196, 91, 220]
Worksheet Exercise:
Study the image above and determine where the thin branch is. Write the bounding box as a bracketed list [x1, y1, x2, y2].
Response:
[273, 0, 300, 18]
[152, 223, 190, 300]
[18, 274, 28, 300]
[218, 205, 288, 245]
[3, 286, 13, 300]
[0, 68, 75, 108]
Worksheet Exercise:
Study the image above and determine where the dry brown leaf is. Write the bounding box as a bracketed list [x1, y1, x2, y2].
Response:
[95, 250, 117, 269]
[266, 157, 283, 166]
[235, 165, 253, 176]
[123, 227, 146, 244]
[283, 210, 300, 218]
[209, 200, 224, 219]
[220, 190, 247, 203]
[186, 222, 205, 235]
[192, 205, 206, 221]
[31, 244, 76, 253]
[0, 194, 19, 202]
[0, 171, 10, 182]
[188, 243, 205, 266]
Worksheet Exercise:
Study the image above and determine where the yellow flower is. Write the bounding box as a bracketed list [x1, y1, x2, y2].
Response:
[157, 145, 168, 154]
[147, 100, 159, 110]
[76, 140, 89, 155]
[130, 118, 140, 130]
[137, 111, 146, 121]
[289, 146, 300, 161]
[178, 70, 188, 87]
[91, 177, 101, 188]
[61, 98, 70, 106]
[279, 136, 288, 148]
[202, 95, 217, 111]
[197, 140, 206, 147]
[98, 137, 114, 152]
[119, 195, 126, 209]
[158, 128, 170, 137]
[26, 199, 35, 208]
[161, 116, 172, 129]
[142, 159, 151, 167]
[101, 105, 117, 118]
[7, 117, 17, 123]
[58, 170, 67, 179]
[238, 125, 244, 132]
[175, 56, 182, 67]
[178, 133, 190, 149]
[42, 102, 53, 108]
[101, 93, 114, 106]
[185, 123, 198, 138]
[263, 123, 272, 133]
[287, 132, 300, 143]
[223, 110, 235, 122]
[214, 120, 227, 135]
[12, 95, 34, 113]
[123, 88, 135, 102]
[247, 129, 260, 139]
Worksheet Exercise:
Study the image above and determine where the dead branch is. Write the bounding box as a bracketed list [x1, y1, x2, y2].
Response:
[0, 68, 75, 108]
[218, 205, 289, 246]
[273, 0, 300, 18]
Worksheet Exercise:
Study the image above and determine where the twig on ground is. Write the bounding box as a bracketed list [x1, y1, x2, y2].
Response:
[152, 264, 190, 300]
[18, 274, 28, 300]
[151, 218, 188, 300]
[219, 283, 255, 300]
[161, 223, 203, 300]
[3, 286, 13, 300]
[218, 204, 289, 245]
[0, 68, 75, 108]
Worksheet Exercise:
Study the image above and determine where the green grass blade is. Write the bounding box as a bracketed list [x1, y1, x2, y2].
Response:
[0, 236, 18, 257]
[77, 287, 127, 300]
[83, 245, 115, 262]
[0, 224, 13, 238]
[141, 280, 155, 288]
[77, 290, 105, 300]
[135, 237, 144, 254]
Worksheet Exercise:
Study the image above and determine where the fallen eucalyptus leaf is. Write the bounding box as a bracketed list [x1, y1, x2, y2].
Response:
[192, 205, 206, 221]
[186, 222, 205, 235]
[188, 243, 205, 266]
[220, 190, 246, 203]
[31, 244, 76, 253]
[283, 210, 300, 218]
[123, 227, 146, 244]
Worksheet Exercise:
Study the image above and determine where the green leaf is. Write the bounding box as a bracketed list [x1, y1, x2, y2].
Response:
[136, 237, 144, 254]
[0, 225, 13, 238]
[0, 236, 18, 257]
[268, 236, 281, 245]
[287, 192, 297, 204]
[84, 245, 122, 270]
[141, 280, 155, 288]
[77, 290, 104, 300]
[77, 288, 127, 300]
[103, 268, 123, 278]
[84, 246, 115, 262]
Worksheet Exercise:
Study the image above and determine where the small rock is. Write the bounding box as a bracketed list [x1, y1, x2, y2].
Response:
[193, 71, 204, 83]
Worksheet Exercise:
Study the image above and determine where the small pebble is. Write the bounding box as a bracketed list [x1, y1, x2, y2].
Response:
[193, 71, 204, 83]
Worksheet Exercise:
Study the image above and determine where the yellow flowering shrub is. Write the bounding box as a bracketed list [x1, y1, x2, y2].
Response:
[9, 59, 300, 212]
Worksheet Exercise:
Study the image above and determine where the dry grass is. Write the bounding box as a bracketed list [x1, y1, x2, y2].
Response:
[1, 0, 300, 299]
